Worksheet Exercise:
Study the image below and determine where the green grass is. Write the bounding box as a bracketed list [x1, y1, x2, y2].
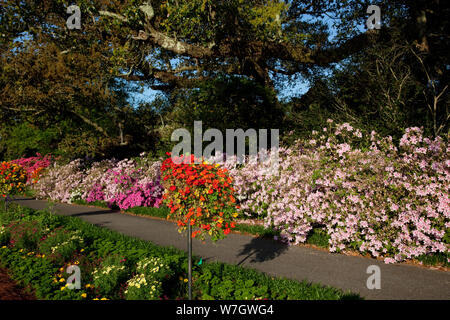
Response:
[72, 199, 112, 209]
[306, 228, 330, 248]
[416, 252, 449, 267]
[233, 222, 280, 238]
[126, 205, 171, 219]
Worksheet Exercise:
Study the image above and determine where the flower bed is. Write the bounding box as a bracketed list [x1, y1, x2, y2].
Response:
[9, 123, 450, 265]
[0, 203, 356, 300]
[33, 153, 163, 210]
[0, 161, 27, 197]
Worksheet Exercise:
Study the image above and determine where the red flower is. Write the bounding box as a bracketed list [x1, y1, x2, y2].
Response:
[169, 185, 177, 191]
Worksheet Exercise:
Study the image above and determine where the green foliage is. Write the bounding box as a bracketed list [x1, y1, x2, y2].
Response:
[168, 76, 283, 141]
[194, 262, 357, 300]
[126, 205, 170, 219]
[92, 255, 130, 297]
[7, 220, 44, 251]
[306, 228, 330, 249]
[0, 123, 61, 160]
[38, 228, 84, 264]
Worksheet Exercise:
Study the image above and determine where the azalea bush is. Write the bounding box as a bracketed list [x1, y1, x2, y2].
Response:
[10, 153, 53, 184]
[33, 159, 86, 203]
[161, 153, 239, 241]
[33, 153, 164, 210]
[226, 121, 449, 264]
[0, 161, 27, 197]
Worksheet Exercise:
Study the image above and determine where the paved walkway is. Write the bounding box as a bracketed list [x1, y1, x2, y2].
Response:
[10, 196, 450, 300]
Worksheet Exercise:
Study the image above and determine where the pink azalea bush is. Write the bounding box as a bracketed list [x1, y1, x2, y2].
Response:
[216, 121, 449, 264]
[33, 159, 86, 203]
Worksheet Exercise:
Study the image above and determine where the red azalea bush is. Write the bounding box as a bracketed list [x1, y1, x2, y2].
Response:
[161, 153, 239, 241]
[11, 153, 53, 184]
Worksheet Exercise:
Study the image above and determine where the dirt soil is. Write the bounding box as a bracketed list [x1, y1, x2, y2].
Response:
[0, 267, 36, 300]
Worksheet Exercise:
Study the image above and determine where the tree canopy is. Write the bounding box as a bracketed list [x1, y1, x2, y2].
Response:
[0, 0, 448, 159]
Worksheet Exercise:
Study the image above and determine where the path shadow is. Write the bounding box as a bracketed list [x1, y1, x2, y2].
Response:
[237, 236, 289, 265]
[66, 210, 116, 217]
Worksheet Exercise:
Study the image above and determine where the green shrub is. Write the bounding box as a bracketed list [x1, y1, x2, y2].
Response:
[7, 220, 43, 250]
[92, 255, 130, 297]
[38, 228, 84, 264]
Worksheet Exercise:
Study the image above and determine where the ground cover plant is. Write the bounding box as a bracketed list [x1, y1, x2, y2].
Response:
[0, 203, 358, 300]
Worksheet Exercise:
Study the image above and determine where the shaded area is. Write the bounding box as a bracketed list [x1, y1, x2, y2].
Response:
[237, 236, 289, 265]
[69, 210, 117, 218]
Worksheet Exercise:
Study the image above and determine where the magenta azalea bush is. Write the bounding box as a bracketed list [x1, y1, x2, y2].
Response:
[10, 153, 53, 184]
[33, 153, 163, 210]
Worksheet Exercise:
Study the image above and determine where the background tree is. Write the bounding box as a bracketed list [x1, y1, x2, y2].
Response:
[0, 0, 448, 160]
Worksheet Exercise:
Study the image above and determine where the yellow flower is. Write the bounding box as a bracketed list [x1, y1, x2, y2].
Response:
[93, 298, 99, 300]
[100, 298, 108, 300]
[1, 246, 6, 249]
[42, 254, 45, 258]
[80, 249, 85, 252]
[81, 293, 87, 298]
[85, 284, 92, 288]
[184, 278, 188, 283]
[59, 278, 65, 283]
[60, 287, 66, 291]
